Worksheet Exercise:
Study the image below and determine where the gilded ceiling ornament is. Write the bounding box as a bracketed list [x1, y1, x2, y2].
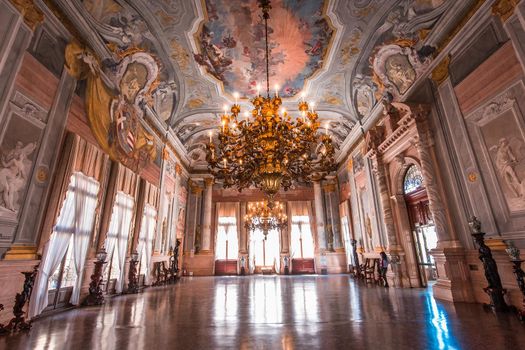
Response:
[492, 0, 519, 22]
[9, 0, 44, 31]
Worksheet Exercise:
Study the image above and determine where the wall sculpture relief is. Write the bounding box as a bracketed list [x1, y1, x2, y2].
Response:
[65, 42, 158, 172]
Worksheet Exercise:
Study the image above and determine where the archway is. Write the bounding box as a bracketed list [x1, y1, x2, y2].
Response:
[403, 164, 438, 287]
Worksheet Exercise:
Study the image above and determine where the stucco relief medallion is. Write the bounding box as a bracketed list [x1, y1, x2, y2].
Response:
[467, 171, 478, 183]
[35, 165, 49, 184]
[372, 43, 430, 99]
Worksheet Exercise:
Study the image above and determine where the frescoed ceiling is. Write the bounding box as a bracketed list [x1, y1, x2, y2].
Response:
[194, 0, 333, 98]
[65, 0, 459, 168]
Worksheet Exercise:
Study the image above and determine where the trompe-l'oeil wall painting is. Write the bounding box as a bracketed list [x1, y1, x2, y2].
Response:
[481, 109, 525, 212]
[0, 93, 46, 216]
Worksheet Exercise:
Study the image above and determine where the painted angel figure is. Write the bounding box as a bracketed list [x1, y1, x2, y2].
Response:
[490, 137, 525, 198]
[0, 142, 36, 211]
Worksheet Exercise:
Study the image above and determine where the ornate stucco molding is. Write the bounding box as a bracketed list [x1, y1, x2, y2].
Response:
[492, 0, 520, 22]
[9, 0, 44, 31]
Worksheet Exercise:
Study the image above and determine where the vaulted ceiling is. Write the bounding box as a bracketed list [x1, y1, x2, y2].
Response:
[68, 0, 458, 168]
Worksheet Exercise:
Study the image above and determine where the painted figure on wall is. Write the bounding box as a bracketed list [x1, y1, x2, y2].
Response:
[490, 137, 525, 198]
[0, 142, 36, 212]
[480, 108, 525, 212]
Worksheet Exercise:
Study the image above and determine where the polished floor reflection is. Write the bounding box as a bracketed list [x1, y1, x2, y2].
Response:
[2, 275, 525, 349]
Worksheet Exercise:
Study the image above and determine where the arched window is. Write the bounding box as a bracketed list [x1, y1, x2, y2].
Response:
[403, 164, 424, 194]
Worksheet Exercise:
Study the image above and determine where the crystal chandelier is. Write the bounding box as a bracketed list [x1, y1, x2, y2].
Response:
[244, 200, 288, 239]
[206, 0, 336, 203]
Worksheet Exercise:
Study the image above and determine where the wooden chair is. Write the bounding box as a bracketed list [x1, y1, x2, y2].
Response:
[364, 259, 379, 284]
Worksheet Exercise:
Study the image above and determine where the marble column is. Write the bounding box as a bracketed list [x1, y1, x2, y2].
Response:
[323, 182, 343, 251]
[169, 165, 182, 246]
[370, 153, 403, 286]
[184, 181, 202, 253]
[413, 115, 451, 244]
[200, 177, 214, 252]
[280, 202, 290, 254]
[239, 202, 248, 254]
[313, 181, 327, 251]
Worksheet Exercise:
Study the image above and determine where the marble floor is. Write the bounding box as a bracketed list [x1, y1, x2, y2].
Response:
[2, 275, 525, 350]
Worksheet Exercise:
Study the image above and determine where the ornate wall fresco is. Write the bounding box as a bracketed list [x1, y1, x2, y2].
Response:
[194, 0, 333, 98]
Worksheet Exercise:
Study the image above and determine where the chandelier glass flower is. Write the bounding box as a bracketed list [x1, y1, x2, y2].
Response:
[206, 0, 336, 201]
[244, 200, 287, 239]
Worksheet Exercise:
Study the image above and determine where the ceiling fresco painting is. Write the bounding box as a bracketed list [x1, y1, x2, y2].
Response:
[194, 0, 333, 98]
[65, 0, 458, 168]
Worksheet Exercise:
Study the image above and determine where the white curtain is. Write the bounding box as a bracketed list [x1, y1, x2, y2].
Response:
[138, 204, 157, 285]
[71, 173, 100, 304]
[289, 201, 315, 259]
[29, 172, 99, 317]
[108, 192, 135, 294]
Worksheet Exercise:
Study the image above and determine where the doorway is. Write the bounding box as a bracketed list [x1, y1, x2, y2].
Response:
[249, 228, 280, 274]
[403, 165, 438, 287]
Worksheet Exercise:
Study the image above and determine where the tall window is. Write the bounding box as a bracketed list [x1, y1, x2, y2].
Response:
[290, 216, 314, 259]
[138, 204, 157, 284]
[289, 201, 314, 259]
[249, 228, 280, 269]
[30, 172, 100, 317]
[339, 201, 354, 267]
[215, 203, 239, 260]
[404, 164, 424, 194]
[103, 192, 135, 293]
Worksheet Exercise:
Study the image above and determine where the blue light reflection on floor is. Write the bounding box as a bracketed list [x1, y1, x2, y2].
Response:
[424, 292, 460, 350]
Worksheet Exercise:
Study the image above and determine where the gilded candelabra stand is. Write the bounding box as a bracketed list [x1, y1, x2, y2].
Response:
[84, 248, 107, 306]
[127, 250, 140, 294]
[469, 216, 509, 312]
[505, 241, 525, 321]
[351, 239, 361, 278]
[0, 264, 38, 335]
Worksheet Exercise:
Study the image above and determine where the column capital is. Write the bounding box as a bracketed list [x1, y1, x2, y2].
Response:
[189, 180, 202, 194]
[204, 177, 214, 187]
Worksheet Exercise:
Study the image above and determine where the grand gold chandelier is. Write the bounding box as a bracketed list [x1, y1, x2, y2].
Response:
[244, 200, 287, 239]
[206, 0, 336, 202]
